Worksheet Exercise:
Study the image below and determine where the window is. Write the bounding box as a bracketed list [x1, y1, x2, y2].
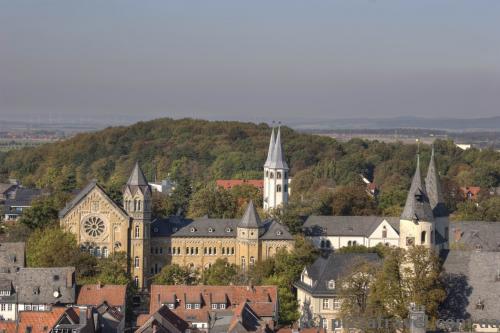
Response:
[250, 256, 255, 267]
[265, 170, 269, 177]
[186, 304, 192, 309]
[277, 185, 282, 192]
[186, 247, 190, 255]
[382, 226, 387, 238]
[134, 276, 139, 287]
[222, 247, 225, 255]
[214, 248, 217, 255]
[212, 304, 217, 309]
[322, 318, 328, 329]
[83, 216, 105, 237]
[137, 200, 141, 211]
[160, 247, 163, 254]
[270, 172, 274, 179]
[7, 304, 12, 311]
[276, 230, 283, 236]
[134, 257, 140, 268]
[326, 240, 331, 248]
[241, 256, 246, 271]
[1, 304, 5, 311]
[328, 280, 335, 289]
[421, 231, 427, 244]
[284, 184, 288, 193]
[353, 241, 357, 246]
[190, 227, 196, 233]
[277, 172, 282, 179]
[333, 297, 340, 309]
[231, 247, 235, 255]
[323, 298, 330, 310]
[209, 247, 212, 255]
[168, 303, 175, 309]
[195, 303, 200, 309]
[225, 227, 232, 233]
[95, 247, 101, 257]
[208, 227, 214, 233]
[135, 225, 140, 238]
[204, 247, 207, 255]
[220, 303, 226, 309]
[102, 247, 108, 258]
[347, 241, 352, 247]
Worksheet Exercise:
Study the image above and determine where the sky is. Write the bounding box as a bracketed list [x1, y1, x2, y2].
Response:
[1, 0, 500, 124]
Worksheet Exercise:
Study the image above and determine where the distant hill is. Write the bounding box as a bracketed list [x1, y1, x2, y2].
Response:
[292, 116, 500, 131]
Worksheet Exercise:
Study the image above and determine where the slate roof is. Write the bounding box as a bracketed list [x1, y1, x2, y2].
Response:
[59, 181, 128, 219]
[0, 242, 25, 275]
[4, 188, 42, 207]
[260, 220, 294, 241]
[450, 221, 500, 252]
[441, 251, 500, 320]
[15, 267, 76, 304]
[267, 127, 288, 170]
[425, 148, 448, 217]
[0, 183, 16, 195]
[172, 217, 240, 238]
[125, 162, 151, 196]
[401, 156, 435, 222]
[264, 127, 276, 168]
[303, 216, 400, 237]
[294, 253, 382, 296]
[151, 216, 192, 238]
[238, 201, 262, 229]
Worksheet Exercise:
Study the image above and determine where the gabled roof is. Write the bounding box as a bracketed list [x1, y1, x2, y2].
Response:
[238, 201, 262, 229]
[172, 217, 239, 238]
[135, 305, 187, 333]
[76, 284, 127, 308]
[425, 148, 448, 217]
[4, 188, 42, 207]
[267, 127, 288, 170]
[151, 216, 192, 238]
[260, 220, 294, 241]
[294, 253, 381, 296]
[450, 221, 500, 252]
[401, 156, 434, 222]
[264, 127, 276, 168]
[16, 307, 67, 333]
[303, 216, 400, 237]
[16, 267, 76, 304]
[59, 181, 128, 219]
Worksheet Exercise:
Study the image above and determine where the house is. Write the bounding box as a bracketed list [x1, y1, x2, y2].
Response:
[136, 285, 279, 332]
[0, 184, 17, 202]
[3, 188, 43, 221]
[76, 284, 127, 333]
[460, 186, 481, 201]
[294, 253, 381, 332]
[450, 221, 500, 252]
[216, 179, 264, 191]
[441, 251, 500, 332]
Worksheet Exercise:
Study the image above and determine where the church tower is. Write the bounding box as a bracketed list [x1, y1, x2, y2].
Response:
[425, 147, 449, 250]
[123, 162, 151, 289]
[399, 155, 436, 250]
[236, 201, 262, 272]
[263, 126, 289, 211]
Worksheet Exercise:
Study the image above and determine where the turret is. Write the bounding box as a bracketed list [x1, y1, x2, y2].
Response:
[263, 126, 289, 211]
[399, 155, 435, 249]
[236, 201, 262, 272]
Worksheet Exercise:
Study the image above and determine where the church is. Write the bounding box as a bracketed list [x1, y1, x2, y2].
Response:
[59, 127, 294, 289]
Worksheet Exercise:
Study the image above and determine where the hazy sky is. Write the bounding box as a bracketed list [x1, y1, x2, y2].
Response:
[1, 0, 500, 124]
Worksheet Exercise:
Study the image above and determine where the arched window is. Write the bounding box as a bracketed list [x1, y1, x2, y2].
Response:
[102, 247, 108, 258]
[88, 247, 94, 256]
[209, 247, 212, 255]
[277, 185, 282, 192]
[134, 199, 137, 211]
[320, 240, 325, 248]
[214, 248, 217, 255]
[421, 231, 427, 244]
[353, 241, 357, 246]
[134, 276, 139, 287]
[348, 241, 352, 247]
[195, 247, 199, 255]
[265, 170, 269, 177]
[95, 247, 101, 257]
[134, 256, 140, 268]
[277, 172, 282, 179]
[135, 225, 140, 238]
[326, 240, 331, 248]
[222, 247, 225, 255]
[250, 256, 255, 267]
[270, 172, 274, 179]
[231, 247, 235, 255]
[137, 200, 141, 211]
[382, 226, 387, 238]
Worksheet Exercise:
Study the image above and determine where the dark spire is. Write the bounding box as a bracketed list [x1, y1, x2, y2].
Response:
[425, 147, 448, 217]
[401, 155, 435, 222]
[127, 161, 148, 186]
[268, 126, 289, 170]
[264, 126, 276, 168]
[238, 200, 262, 228]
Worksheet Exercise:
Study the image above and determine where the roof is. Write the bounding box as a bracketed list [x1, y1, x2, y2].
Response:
[276, 329, 327, 333]
[264, 127, 276, 168]
[0, 320, 16, 333]
[149, 285, 278, 318]
[59, 181, 128, 219]
[0, 183, 16, 195]
[135, 305, 185, 333]
[238, 201, 262, 229]
[294, 253, 382, 296]
[15, 267, 76, 304]
[401, 156, 434, 222]
[151, 216, 192, 238]
[425, 148, 448, 217]
[0, 242, 25, 275]
[125, 162, 151, 196]
[76, 284, 127, 308]
[17, 307, 67, 333]
[260, 220, 294, 241]
[216, 179, 264, 190]
[460, 186, 481, 198]
[450, 221, 500, 252]
[303, 216, 400, 237]
[441, 250, 500, 320]
[4, 188, 42, 207]
[267, 127, 288, 170]
[172, 217, 240, 238]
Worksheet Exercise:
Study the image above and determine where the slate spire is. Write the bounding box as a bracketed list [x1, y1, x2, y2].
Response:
[268, 126, 289, 170]
[425, 147, 448, 217]
[401, 154, 435, 222]
[238, 200, 262, 228]
[264, 127, 276, 168]
[127, 161, 148, 186]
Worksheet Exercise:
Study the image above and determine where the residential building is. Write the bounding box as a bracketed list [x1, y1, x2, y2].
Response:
[136, 285, 278, 332]
[3, 188, 43, 221]
[294, 253, 381, 332]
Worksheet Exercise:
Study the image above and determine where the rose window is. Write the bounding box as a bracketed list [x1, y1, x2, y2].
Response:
[83, 216, 105, 237]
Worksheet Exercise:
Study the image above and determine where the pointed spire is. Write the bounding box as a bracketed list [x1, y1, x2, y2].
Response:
[127, 161, 148, 186]
[264, 126, 276, 168]
[401, 154, 434, 222]
[238, 200, 262, 228]
[425, 146, 448, 217]
[268, 126, 289, 170]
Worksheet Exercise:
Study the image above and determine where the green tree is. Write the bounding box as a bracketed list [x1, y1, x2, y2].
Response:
[154, 264, 195, 285]
[332, 185, 379, 216]
[263, 275, 300, 325]
[202, 258, 241, 285]
[19, 197, 60, 229]
[187, 185, 236, 218]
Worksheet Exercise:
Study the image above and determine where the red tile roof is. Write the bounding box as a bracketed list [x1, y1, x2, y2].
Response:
[216, 179, 264, 190]
[77, 284, 127, 308]
[0, 321, 16, 333]
[460, 186, 481, 199]
[17, 307, 67, 333]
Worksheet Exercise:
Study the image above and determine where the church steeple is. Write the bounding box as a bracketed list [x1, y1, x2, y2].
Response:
[268, 126, 289, 170]
[263, 125, 289, 211]
[401, 155, 434, 222]
[264, 127, 276, 168]
[425, 147, 448, 217]
[238, 200, 262, 229]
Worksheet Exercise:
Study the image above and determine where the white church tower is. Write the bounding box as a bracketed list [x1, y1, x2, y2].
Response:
[263, 126, 289, 211]
[399, 154, 436, 250]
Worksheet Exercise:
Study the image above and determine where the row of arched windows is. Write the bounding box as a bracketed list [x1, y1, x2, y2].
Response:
[320, 240, 332, 248]
[125, 199, 145, 212]
[167, 246, 236, 256]
[265, 171, 288, 179]
[151, 247, 163, 255]
[85, 246, 109, 258]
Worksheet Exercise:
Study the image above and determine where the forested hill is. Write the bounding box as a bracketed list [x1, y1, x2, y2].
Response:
[1, 117, 499, 219]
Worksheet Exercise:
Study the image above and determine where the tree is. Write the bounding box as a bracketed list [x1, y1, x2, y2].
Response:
[152, 191, 176, 218]
[202, 258, 241, 285]
[187, 185, 236, 218]
[154, 264, 195, 285]
[332, 185, 379, 216]
[263, 275, 299, 325]
[93, 252, 131, 285]
[19, 197, 60, 229]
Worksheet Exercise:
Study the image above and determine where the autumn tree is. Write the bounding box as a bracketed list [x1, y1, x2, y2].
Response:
[154, 264, 195, 285]
[202, 258, 241, 285]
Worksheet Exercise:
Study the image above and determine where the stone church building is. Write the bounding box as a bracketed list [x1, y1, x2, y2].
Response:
[59, 128, 294, 289]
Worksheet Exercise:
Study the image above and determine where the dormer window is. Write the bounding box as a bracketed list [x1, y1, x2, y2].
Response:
[276, 230, 283, 236]
[186, 304, 192, 309]
[475, 244, 483, 252]
[172, 227, 178, 232]
[476, 298, 485, 310]
[208, 228, 214, 233]
[328, 280, 335, 289]
[190, 227, 196, 233]
[153, 227, 159, 233]
[168, 303, 175, 309]
[225, 227, 232, 233]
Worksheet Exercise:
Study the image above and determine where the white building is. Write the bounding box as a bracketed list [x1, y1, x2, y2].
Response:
[263, 127, 290, 211]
